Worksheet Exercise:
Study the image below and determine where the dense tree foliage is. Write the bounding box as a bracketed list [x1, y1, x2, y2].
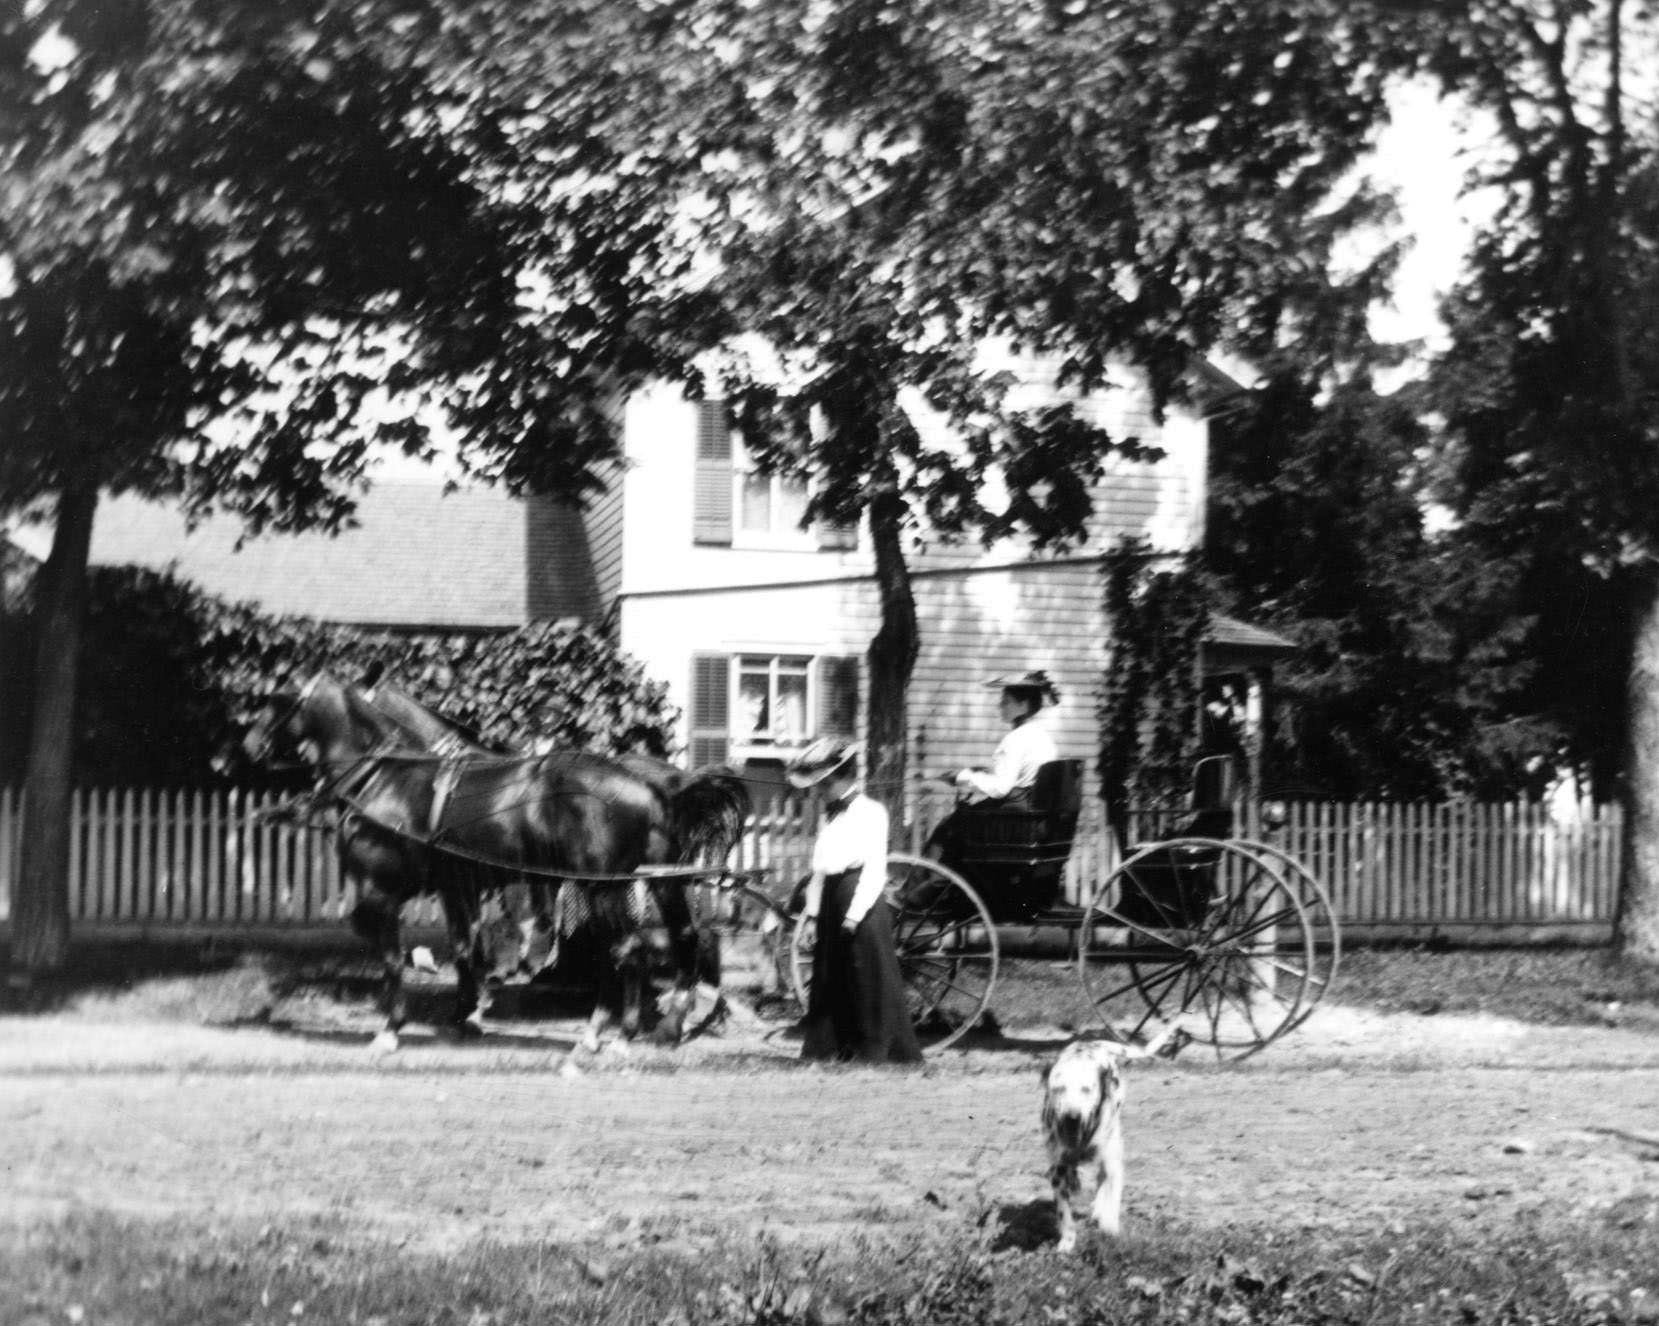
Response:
[1368, 0, 1659, 954]
[1204, 373, 1547, 800]
[0, 566, 677, 789]
[0, 0, 611, 972]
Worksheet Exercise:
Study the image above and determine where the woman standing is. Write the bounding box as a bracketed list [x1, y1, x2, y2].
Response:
[787, 738, 923, 1065]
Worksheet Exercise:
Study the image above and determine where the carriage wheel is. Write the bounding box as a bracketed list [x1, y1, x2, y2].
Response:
[790, 853, 999, 1054]
[1227, 838, 1341, 1031]
[1077, 839, 1317, 1059]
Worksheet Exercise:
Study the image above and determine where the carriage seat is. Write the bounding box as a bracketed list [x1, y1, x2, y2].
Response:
[1168, 754, 1238, 840]
[954, 759, 1084, 870]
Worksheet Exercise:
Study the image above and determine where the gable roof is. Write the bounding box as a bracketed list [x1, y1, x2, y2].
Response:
[85, 482, 595, 629]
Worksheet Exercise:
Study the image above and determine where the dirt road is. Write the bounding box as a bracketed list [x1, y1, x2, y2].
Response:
[5, 1005, 1659, 1252]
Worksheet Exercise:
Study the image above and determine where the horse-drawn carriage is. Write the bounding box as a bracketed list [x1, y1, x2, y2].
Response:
[245, 674, 1337, 1060]
[786, 755, 1339, 1057]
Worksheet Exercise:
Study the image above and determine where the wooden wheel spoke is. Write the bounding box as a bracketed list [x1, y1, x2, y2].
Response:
[1081, 967, 1150, 1007]
[895, 912, 977, 956]
[1122, 863, 1189, 929]
[1095, 906, 1191, 951]
[1204, 904, 1300, 950]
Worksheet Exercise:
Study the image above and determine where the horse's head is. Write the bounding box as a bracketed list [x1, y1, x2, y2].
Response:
[241, 674, 359, 770]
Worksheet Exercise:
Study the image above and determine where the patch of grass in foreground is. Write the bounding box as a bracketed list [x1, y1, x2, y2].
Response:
[5, 1202, 1658, 1326]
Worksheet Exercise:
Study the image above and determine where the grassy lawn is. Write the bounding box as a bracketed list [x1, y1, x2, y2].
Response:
[4, 1204, 1656, 1326]
[6, 940, 1659, 1322]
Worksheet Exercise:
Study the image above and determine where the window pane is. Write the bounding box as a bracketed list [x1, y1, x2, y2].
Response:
[775, 671, 808, 743]
[738, 667, 771, 737]
[776, 476, 809, 533]
[740, 472, 772, 531]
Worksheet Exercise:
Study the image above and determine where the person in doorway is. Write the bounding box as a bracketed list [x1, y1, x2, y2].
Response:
[788, 737, 923, 1065]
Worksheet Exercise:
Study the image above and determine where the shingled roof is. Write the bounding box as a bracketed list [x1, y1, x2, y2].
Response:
[86, 482, 597, 629]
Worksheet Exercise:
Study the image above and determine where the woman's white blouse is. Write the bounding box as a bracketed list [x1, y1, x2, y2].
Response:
[960, 718, 1059, 801]
[805, 792, 890, 928]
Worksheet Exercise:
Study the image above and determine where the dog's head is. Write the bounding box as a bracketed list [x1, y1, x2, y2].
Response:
[1042, 1042, 1124, 1149]
[1041, 1023, 1186, 1149]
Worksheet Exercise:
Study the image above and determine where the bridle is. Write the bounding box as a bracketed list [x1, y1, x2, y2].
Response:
[244, 674, 322, 769]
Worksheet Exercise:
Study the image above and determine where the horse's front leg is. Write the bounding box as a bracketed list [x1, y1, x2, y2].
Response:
[440, 881, 489, 1038]
[581, 958, 618, 1054]
[649, 881, 700, 1046]
[350, 886, 406, 1053]
[611, 931, 648, 1042]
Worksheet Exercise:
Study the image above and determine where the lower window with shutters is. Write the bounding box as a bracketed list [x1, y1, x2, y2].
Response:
[687, 652, 860, 782]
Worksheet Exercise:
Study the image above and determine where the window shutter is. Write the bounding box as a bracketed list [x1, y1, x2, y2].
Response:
[693, 401, 733, 546]
[817, 655, 860, 738]
[689, 654, 731, 767]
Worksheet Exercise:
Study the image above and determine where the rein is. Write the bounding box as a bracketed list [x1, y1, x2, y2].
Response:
[327, 780, 758, 887]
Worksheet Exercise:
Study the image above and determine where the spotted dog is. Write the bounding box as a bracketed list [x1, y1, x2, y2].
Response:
[1041, 1023, 1184, 1253]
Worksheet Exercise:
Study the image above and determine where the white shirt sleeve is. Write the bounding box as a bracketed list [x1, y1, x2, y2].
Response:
[960, 722, 1058, 801]
[844, 799, 890, 927]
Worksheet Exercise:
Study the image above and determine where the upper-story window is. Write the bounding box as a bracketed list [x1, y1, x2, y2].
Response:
[740, 466, 810, 540]
[692, 400, 858, 551]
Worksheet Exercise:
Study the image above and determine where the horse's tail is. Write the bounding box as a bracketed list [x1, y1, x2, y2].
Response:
[669, 765, 751, 864]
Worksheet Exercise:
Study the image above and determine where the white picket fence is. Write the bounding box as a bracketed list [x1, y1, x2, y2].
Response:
[0, 785, 1625, 938]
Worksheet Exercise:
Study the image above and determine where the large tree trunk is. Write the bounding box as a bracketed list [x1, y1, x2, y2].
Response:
[10, 482, 98, 979]
[865, 476, 919, 816]
[1616, 566, 1659, 959]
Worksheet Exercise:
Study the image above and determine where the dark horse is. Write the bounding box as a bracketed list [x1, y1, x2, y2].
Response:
[244, 673, 749, 1052]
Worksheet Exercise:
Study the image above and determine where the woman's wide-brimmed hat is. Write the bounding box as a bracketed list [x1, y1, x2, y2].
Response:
[984, 670, 1061, 704]
[785, 737, 864, 789]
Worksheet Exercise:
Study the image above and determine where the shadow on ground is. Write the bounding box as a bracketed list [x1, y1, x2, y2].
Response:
[987, 1199, 1058, 1253]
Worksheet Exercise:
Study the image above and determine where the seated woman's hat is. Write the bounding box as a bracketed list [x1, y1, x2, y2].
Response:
[984, 670, 1060, 704]
[785, 737, 864, 788]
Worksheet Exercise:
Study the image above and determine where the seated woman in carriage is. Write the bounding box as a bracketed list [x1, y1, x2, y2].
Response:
[950, 670, 1061, 812]
[926, 671, 1073, 919]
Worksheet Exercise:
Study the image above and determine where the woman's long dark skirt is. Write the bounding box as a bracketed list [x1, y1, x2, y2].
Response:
[801, 868, 923, 1064]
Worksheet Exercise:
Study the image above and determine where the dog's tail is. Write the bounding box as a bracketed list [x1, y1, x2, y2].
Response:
[1128, 1018, 1192, 1061]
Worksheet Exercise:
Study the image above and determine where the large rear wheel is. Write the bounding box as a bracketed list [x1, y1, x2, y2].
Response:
[1077, 839, 1317, 1058]
[790, 853, 999, 1053]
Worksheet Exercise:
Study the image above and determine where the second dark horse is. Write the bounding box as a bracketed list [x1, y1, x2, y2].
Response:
[244, 673, 750, 1051]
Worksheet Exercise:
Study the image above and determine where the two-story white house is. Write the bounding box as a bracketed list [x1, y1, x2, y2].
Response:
[577, 351, 1279, 796]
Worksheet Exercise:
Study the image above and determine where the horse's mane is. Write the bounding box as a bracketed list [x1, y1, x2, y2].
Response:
[358, 682, 511, 755]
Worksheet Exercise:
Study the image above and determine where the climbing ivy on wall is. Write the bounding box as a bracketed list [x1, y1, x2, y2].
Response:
[1097, 539, 1211, 833]
[0, 565, 678, 788]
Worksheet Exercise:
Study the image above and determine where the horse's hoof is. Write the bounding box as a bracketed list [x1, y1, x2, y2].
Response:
[369, 1030, 400, 1055]
[455, 1018, 485, 1040]
[604, 1038, 633, 1058]
[579, 1029, 602, 1055]
[649, 1023, 684, 1047]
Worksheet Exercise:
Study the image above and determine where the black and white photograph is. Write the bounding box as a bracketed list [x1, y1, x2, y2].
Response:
[3, 1, 1659, 1321]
